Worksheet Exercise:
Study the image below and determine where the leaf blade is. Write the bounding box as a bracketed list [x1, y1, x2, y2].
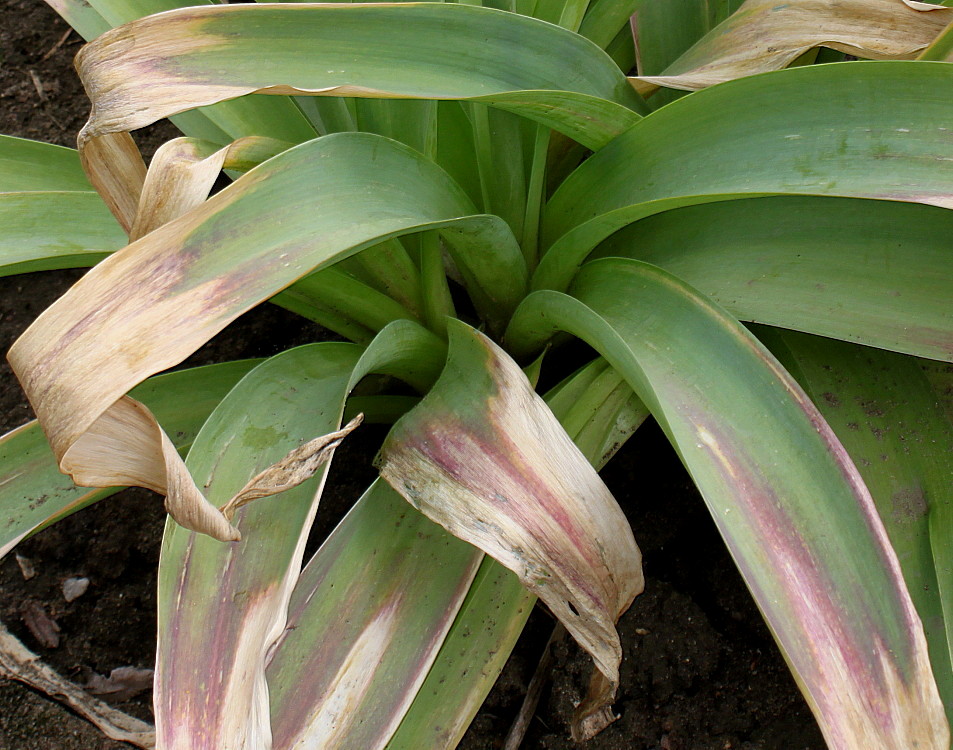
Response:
[506, 257, 949, 749]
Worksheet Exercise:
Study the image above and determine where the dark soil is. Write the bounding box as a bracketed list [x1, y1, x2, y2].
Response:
[0, 0, 825, 747]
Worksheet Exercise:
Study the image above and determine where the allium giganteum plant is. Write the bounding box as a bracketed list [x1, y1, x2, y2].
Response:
[1, 0, 953, 746]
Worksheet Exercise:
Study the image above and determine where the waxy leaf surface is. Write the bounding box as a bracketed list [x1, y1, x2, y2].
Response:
[537, 62, 953, 292]
[506, 258, 948, 749]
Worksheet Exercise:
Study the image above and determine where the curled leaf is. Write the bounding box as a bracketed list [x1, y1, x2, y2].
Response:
[630, 0, 953, 95]
[219, 414, 363, 522]
[379, 320, 643, 740]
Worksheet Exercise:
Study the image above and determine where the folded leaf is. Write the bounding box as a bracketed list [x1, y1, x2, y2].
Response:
[73, 2, 643, 176]
[8, 132, 520, 541]
[0, 361, 259, 558]
[379, 320, 643, 740]
[629, 0, 952, 95]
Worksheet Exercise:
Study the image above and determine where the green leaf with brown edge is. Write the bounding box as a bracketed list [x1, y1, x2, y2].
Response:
[536, 62, 953, 293]
[0, 359, 261, 558]
[379, 319, 643, 740]
[8, 132, 524, 542]
[505, 257, 948, 749]
[74, 2, 645, 156]
[588, 195, 953, 362]
[759, 328, 953, 728]
[156, 343, 362, 750]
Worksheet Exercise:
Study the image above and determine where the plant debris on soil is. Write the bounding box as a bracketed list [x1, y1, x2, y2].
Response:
[0, 0, 825, 747]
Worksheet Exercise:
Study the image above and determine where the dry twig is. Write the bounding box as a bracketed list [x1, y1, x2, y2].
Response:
[0, 619, 156, 749]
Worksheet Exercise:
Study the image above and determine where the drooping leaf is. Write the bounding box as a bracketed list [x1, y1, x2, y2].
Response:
[74, 2, 644, 168]
[536, 62, 953, 292]
[379, 320, 643, 740]
[0, 360, 260, 558]
[760, 328, 953, 727]
[629, 0, 952, 95]
[590, 195, 953, 361]
[506, 257, 948, 749]
[8, 132, 522, 542]
[386, 353, 647, 748]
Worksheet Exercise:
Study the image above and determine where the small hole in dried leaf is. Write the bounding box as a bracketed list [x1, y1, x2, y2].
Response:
[567, 601, 579, 617]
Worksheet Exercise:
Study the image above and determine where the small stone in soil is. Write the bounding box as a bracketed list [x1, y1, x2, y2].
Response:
[15, 554, 36, 580]
[62, 577, 90, 602]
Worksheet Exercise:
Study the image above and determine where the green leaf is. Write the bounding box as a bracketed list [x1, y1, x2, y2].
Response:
[0, 192, 123, 276]
[589, 195, 953, 361]
[760, 328, 953, 729]
[0, 360, 260, 558]
[385, 557, 533, 749]
[536, 62, 953, 292]
[266, 480, 483, 749]
[75, 3, 645, 150]
[546, 357, 649, 466]
[0, 135, 92, 192]
[506, 257, 948, 749]
[157, 343, 361, 749]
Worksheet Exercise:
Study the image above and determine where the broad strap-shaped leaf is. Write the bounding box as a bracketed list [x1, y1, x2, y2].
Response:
[384, 558, 533, 750]
[590, 195, 953, 362]
[505, 257, 948, 749]
[385, 354, 648, 748]
[0, 360, 259, 558]
[0, 136, 125, 273]
[74, 2, 644, 166]
[536, 61, 953, 292]
[0, 192, 122, 276]
[0, 135, 92, 191]
[760, 329, 953, 727]
[159, 322, 457, 748]
[8, 132, 523, 542]
[629, 0, 952, 95]
[265, 480, 482, 749]
[379, 320, 643, 740]
[156, 344, 360, 750]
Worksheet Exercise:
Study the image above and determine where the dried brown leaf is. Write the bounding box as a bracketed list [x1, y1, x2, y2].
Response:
[631, 0, 953, 95]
